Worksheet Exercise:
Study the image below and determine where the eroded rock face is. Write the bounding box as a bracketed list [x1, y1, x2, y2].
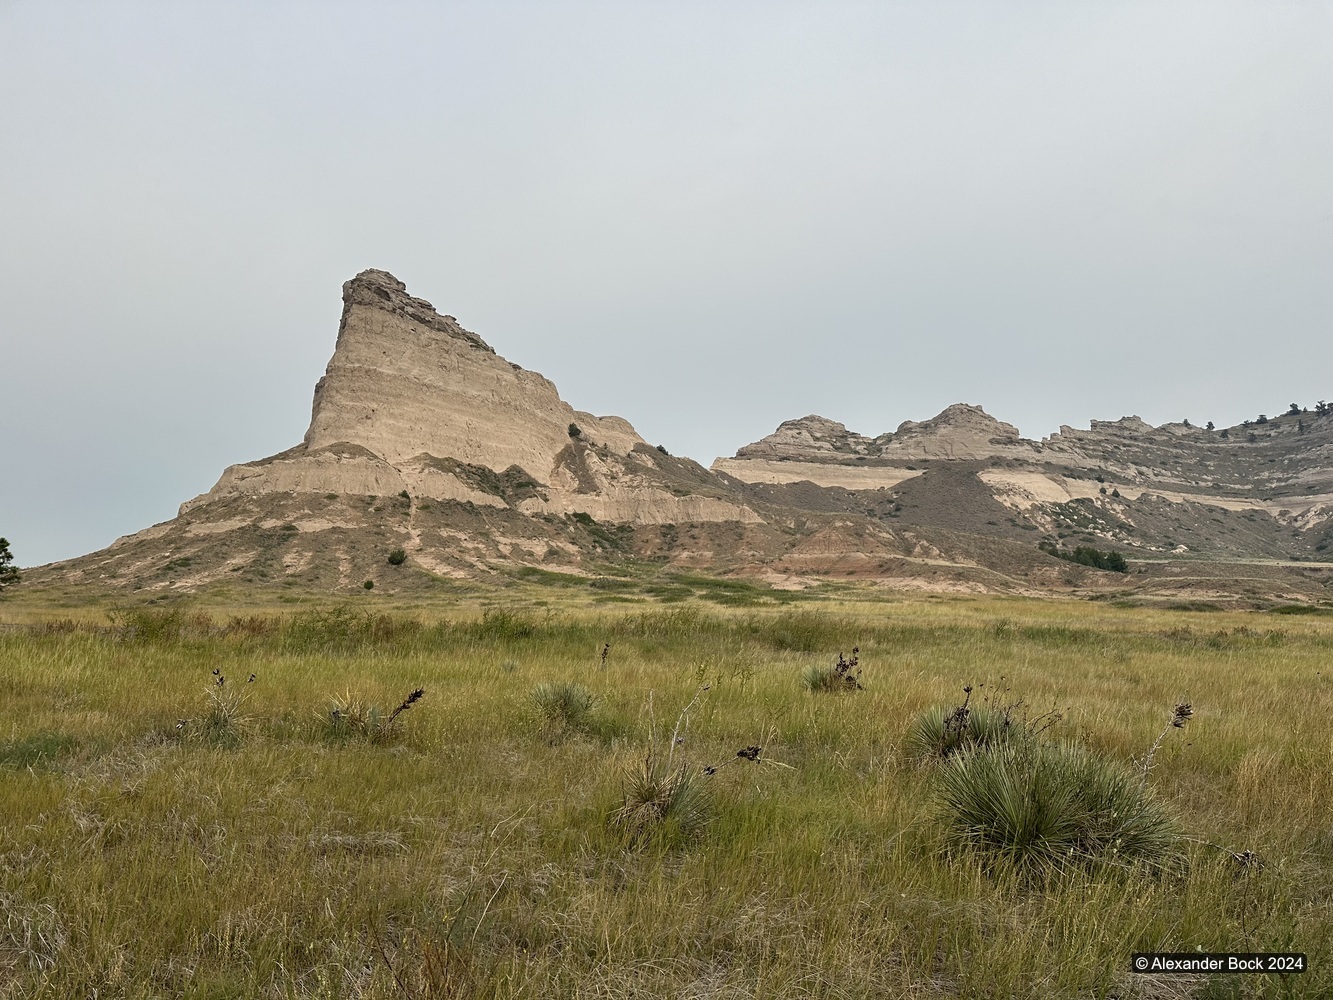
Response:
[180, 269, 760, 529]
[879, 404, 1033, 461]
[726, 403, 1033, 468]
[302, 269, 640, 471]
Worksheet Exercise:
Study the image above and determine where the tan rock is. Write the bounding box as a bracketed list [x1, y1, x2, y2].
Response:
[712, 457, 921, 490]
[878, 404, 1033, 461]
[303, 269, 644, 473]
[177, 269, 762, 527]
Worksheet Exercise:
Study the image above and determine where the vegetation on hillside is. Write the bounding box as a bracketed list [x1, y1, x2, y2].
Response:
[0, 536, 19, 592]
[1040, 540, 1129, 573]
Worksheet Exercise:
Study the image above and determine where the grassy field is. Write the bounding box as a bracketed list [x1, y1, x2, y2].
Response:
[1, 589, 1330, 998]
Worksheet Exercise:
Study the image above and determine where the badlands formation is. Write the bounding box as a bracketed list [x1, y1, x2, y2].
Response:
[185, 270, 754, 528]
[38, 271, 1333, 605]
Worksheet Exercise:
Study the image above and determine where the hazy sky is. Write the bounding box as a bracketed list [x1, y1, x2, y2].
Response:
[3, 2, 1331, 567]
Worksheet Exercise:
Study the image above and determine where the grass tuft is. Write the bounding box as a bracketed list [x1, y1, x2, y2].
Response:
[320, 687, 424, 745]
[531, 681, 595, 734]
[801, 647, 862, 692]
[0, 732, 79, 770]
[936, 739, 1180, 875]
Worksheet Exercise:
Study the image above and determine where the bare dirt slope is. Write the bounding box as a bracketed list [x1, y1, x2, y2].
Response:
[26, 271, 1333, 606]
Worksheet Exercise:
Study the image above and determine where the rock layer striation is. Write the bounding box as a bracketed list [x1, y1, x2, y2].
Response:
[184, 270, 756, 527]
[32, 270, 1333, 603]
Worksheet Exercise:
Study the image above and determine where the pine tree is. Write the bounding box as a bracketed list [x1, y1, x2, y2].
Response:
[0, 538, 20, 593]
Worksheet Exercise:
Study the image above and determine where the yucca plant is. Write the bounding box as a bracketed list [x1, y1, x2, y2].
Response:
[181, 670, 255, 747]
[1139, 701, 1194, 785]
[611, 684, 716, 847]
[936, 739, 1180, 875]
[903, 682, 1056, 763]
[612, 752, 714, 847]
[321, 688, 423, 745]
[904, 703, 1017, 762]
[801, 648, 862, 693]
[531, 681, 595, 733]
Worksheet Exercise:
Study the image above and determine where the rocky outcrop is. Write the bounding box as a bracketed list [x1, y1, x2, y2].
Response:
[180, 269, 758, 528]
[301, 269, 642, 471]
[1040, 414, 1333, 495]
[32, 269, 1333, 601]
[879, 404, 1034, 461]
[735, 415, 879, 459]
[723, 404, 1034, 472]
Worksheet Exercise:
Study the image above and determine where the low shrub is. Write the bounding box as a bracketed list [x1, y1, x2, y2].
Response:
[319, 688, 424, 745]
[468, 609, 539, 641]
[802, 648, 862, 692]
[531, 681, 595, 733]
[387, 549, 407, 566]
[936, 740, 1179, 874]
[1038, 541, 1128, 573]
[108, 605, 211, 643]
[905, 702, 1016, 762]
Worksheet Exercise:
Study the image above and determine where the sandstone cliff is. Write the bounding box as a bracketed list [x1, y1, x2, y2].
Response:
[719, 402, 1333, 566]
[302, 270, 640, 470]
[28, 271, 1333, 605]
[182, 269, 757, 528]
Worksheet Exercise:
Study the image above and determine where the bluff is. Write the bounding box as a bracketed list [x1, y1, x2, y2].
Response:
[718, 403, 1333, 572]
[182, 270, 756, 526]
[28, 271, 1333, 605]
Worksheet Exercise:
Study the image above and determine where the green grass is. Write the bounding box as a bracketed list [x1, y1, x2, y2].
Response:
[935, 739, 1180, 875]
[0, 596, 1329, 996]
[903, 701, 1019, 761]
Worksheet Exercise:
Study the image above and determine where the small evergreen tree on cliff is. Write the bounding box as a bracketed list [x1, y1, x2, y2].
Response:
[0, 538, 20, 593]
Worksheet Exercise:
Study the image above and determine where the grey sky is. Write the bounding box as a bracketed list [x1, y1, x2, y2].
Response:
[3, 2, 1331, 567]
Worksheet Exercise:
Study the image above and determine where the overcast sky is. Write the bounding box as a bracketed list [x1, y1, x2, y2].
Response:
[3, 2, 1331, 567]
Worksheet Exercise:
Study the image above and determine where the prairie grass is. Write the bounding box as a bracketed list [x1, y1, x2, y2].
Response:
[530, 681, 598, 742]
[0, 595, 1329, 997]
